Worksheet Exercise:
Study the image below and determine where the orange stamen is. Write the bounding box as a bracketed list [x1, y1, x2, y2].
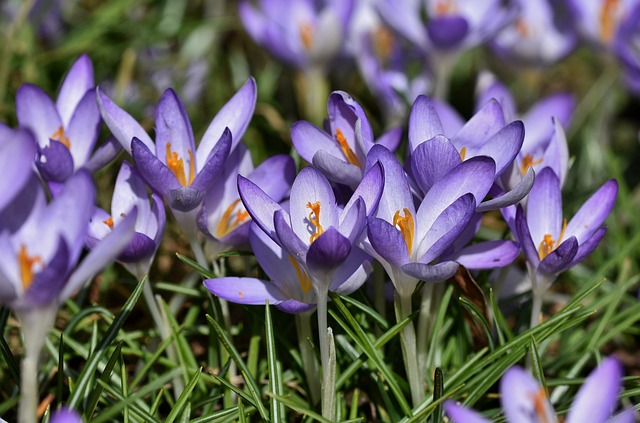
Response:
[393, 208, 415, 254]
[335, 128, 362, 168]
[373, 26, 394, 62]
[538, 218, 568, 260]
[459, 146, 467, 161]
[51, 126, 71, 149]
[435, 0, 456, 15]
[300, 22, 314, 49]
[289, 255, 313, 293]
[103, 216, 114, 229]
[18, 244, 42, 290]
[528, 388, 551, 423]
[519, 154, 543, 175]
[215, 198, 250, 238]
[515, 18, 529, 37]
[600, 0, 620, 42]
[165, 142, 195, 186]
[306, 201, 324, 243]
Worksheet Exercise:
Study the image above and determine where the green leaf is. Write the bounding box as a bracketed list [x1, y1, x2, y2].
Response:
[166, 367, 202, 423]
[432, 368, 444, 423]
[176, 253, 216, 279]
[84, 340, 124, 420]
[265, 302, 285, 423]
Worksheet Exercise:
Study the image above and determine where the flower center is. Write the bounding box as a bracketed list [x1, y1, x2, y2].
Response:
[18, 244, 42, 290]
[335, 128, 362, 168]
[528, 388, 551, 423]
[459, 146, 467, 161]
[393, 208, 415, 254]
[519, 154, 543, 175]
[215, 198, 250, 238]
[306, 201, 325, 243]
[300, 22, 314, 50]
[103, 216, 114, 229]
[165, 142, 195, 186]
[538, 219, 567, 260]
[435, 0, 457, 16]
[51, 126, 71, 149]
[289, 255, 312, 294]
[600, 0, 620, 42]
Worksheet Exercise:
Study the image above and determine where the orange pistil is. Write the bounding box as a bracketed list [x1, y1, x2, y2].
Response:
[289, 255, 313, 293]
[300, 22, 314, 50]
[515, 18, 530, 38]
[435, 0, 456, 16]
[459, 146, 467, 161]
[166, 142, 195, 186]
[51, 126, 71, 149]
[103, 216, 114, 229]
[306, 201, 324, 243]
[373, 26, 394, 62]
[335, 128, 362, 168]
[519, 154, 543, 175]
[538, 218, 568, 260]
[600, 0, 620, 42]
[18, 244, 42, 290]
[393, 208, 415, 254]
[215, 198, 250, 238]
[528, 388, 551, 423]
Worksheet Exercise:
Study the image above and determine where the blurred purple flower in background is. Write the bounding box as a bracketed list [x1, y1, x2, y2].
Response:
[0, 125, 37, 213]
[614, 2, 640, 93]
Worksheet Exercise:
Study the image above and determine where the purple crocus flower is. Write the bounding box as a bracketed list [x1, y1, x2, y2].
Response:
[445, 357, 635, 423]
[614, 2, 640, 94]
[97, 78, 257, 236]
[490, 0, 578, 65]
[291, 91, 401, 188]
[198, 144, 295, 258]
[567, 0, 638, 49]
[50, 408, 83, 423]
[87, 161, 166, 280]
[15, 54, 108, 183]
[0, 125, 37, 213]
[239, 0, 355, 70]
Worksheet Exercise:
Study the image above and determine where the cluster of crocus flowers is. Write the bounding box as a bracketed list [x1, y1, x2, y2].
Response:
[445, 356, 634, 423]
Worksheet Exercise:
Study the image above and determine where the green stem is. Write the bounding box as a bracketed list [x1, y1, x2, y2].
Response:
[316, 289, 336, 421]
[395, 292, 423, 407]
[416, 283, 434, 378]
[295, 312, 320, 405]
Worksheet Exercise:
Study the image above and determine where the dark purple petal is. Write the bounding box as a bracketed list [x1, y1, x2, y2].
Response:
[526, 167, 563, 247]
[131, 137, 180, 195]
[204, 277, 288, 305]
[167, 186, 205, 212]
[427, 16, 469, 49]
[117, 232, 156, 263]
[96, 87, 154, 152]
[24, 237, 70, 307]
[277, 299, 316, 314]
[566, 357, 622, 423]
[475, 120, 525, 176]
[36, 140, 74, 182]
[56, 54, 94, 126]
[65, 88, 101, 168]
[538, 236, 578, 276]
[312, 150, 362, 187]
[477, 167, 535, 212]
[191, 127, 232, 191]
[291, 120, 343, 164]
[274, 209, 309, 262]
[344, 161, 384, 218]
[338, 197, 366, 242]
[401, 261, 459, 283]
[0, 176, 44, 234]
[408, 95, 444, 151]
[238, 175, 283, 240]
[561, 227, 607, 273]
[327, 91, 372, 152]
[306, 227, 351, 277]
[565, 179, 618, 244]
[367, 217, 410, 267]
[515, 205, 540, 269]
[410, 135, 461, 194]
[454, 240, 521, 269]
[155, 88, 196, 170]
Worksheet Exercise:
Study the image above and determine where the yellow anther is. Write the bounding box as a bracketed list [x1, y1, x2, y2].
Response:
[459, 146, 467, 162]
[165, 142, 195, 186]
[306, 201, 325, 243]
[528, 388, 551, 423]
[215, 198, 250, 238]
[335, 128, 362, 168]
[538, 218, 567, 260]
[435, 0, 456, 15]
[103, 216, 114, 229]
[18, 244, 42, 290]
[289, 255, 313, 293]
[51, 126, 71, 149]
[393, 208, 415, 254]
[300, 22, 314, 49]
[600, 0, 619, 42]
[519, 154, 543, 175]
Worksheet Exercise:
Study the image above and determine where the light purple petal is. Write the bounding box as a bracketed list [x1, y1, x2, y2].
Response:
[191, 127, 232, 191]
[84, 136, 122, 173]
[24, 237, 70, 307]
[291, 120, 343, 163]
[16, 84, 61, 147]
[477, 167, 535, 212]
[343, 161, 384, 219]
[56, 54, 94, 126]
[444, 401, 490, 423]
[155, 88, 196, 171]
[522, 93, 575, 152]
[607, 409, 637, 423]
[312, 150, 362, 187]
[410, 135, 461, 194]
[275, 209, 309, 263]
[338, 197, 366, 242]
[238, 175, 283, 240]
[0, 129, 37, 211]
[197, 77, 257, 162]
[542, 117, 570, 187]
[408, 95, 444, 151]
[454, 240, 521, 269]
[65, 89, 102, 169]
[515, 205, 541, 268]
[565, 179, 618, 244]
[131, 137, 180, 195]
[375, 126, 403, 152]
[289, 167, 337, 244]
[526, 167, 563, 248]
[501, 366, 555, 423]
[475, 120, 524, 176]
[567, 357, 623, 423]
[248, 154, 295, 202]
[204, 277, 288, 305]
[96, 87, 154, 152]
[451, 99, 505, 151]
[401, 260, 459, 283]
[112, 162, 149, 223]
[366, 145, 414, 222]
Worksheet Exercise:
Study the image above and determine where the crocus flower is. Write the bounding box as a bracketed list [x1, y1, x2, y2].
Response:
[50, 408, 83, 423]
[198, 145, 295, 258]
[567, 0, 638, 49]
[291, 91, 401, 188]
[445, 357, 635, 423]
[490, 0, 578, 65]
[97, 78, 257, 236]
[87, 161, 166, 280]
[515, 167, 617, 292]
[15, 54, 107, 183]
[614, 2, 640, 94]
[0, 125, 37, 213]
[239, 0, 355, 70]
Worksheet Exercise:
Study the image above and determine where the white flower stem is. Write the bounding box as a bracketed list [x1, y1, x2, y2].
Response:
[395, 292, 423, 407]
[295, 311, 320, 405]
[417, 282, 434, 378]
[315, 289, 336, 421]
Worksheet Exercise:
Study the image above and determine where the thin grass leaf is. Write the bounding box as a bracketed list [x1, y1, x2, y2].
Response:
[336, 294, 389, 330]
[238, 397, 247, 423]
[119, 346, 130, 423]
[84, 340, 124, 420]
[206, 314, 270, 421]
[176, 253, 216, 279]
[489, 288, 513, 344]
[528, 336, 547, 394]
[189, 405, 240, 423]
[432, 368, 444, 423]
[154, 282, 203, 297]
[0, 331, 19, 387]
[67, 276, 147, 409]
[129, 329, 179, 390]
[150, 388, 164, 416]
[166, 367, 202, 423]
[266, 392, 334, 423]
[56, 333, 65, 407]
[265, 302, 285, 423]
[209, 371, 257, 409]
[458, 297, 495, 350]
